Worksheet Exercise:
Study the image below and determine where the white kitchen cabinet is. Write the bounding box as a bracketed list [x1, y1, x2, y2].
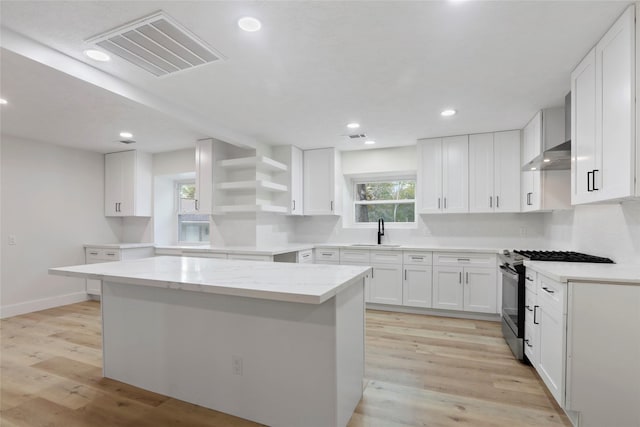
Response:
[571, 5, 636, 204]
[297, 249, 313, 264]
[402, 251, 433, 308]
[85, 245, 154, 296]
[433, 253, 498, 313]
[314, 247, 340, 264]
[339, 249, 372, 302]
[195, 139, 213, 214]
[303, 148, 342, 215]
[432, 267, 464, 310]
[536, 275, 566, 407]
[521, 170, 570, 212]
[104, 150, 152, 217]
[370, 264, 403, 306]
[417, 135, 468, 213]
[273, 145, 304, 215]
[524, 277, 540, 366]
[469, 131, 521, 213]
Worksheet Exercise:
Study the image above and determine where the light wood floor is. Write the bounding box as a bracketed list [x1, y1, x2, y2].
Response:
[0, 301, 571, 427]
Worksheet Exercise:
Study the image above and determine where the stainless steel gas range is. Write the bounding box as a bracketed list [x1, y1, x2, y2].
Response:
[498, 250, 614, 361]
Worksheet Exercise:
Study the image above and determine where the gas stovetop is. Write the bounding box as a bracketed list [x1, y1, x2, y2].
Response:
[512, 250, 614, 264]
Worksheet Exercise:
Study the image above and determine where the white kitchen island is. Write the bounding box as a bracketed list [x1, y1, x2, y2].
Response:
[49, 256, 371, 427]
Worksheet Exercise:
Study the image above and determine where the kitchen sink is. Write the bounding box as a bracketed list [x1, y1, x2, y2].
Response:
[349, 244, 401, 248]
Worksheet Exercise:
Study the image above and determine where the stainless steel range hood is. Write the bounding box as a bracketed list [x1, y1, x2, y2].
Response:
[522, 92, 571, 171]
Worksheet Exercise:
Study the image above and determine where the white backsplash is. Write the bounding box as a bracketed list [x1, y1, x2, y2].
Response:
[544, 201, 640, 264]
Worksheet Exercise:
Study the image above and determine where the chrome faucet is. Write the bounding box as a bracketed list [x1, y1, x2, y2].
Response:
[377, 218, 385, 245]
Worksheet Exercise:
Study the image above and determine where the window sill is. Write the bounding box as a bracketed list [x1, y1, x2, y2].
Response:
[345, 223, 417, 230]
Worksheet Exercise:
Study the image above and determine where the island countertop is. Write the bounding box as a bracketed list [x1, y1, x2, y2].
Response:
[525, 261, 640, 285]
[49, 256, 371, 304]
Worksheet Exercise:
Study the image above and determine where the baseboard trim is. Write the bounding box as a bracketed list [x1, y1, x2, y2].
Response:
[366, 303, 501, 322]
[0, 292, 89, 319]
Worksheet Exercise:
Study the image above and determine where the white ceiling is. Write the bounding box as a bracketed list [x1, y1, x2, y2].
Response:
[0, 0, 631, 153]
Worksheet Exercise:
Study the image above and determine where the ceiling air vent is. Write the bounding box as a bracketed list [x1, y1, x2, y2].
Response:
[347, 133, 367, 140]
[119, 139, 136, 144]
[85, 11, 224, 77]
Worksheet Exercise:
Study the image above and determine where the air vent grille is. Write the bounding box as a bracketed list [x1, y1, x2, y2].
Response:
[347, 134, 367, 140]
[86, 11, 224, 77]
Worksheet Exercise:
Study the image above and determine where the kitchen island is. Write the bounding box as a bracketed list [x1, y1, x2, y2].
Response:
[49, 256, 371, 427]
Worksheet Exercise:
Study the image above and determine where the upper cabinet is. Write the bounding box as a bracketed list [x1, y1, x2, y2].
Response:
[303, 148, 342, 215]
[195, 139, 213, 214]
[417, 135, 469, 213]
[273, 145, 304, 215]
[104, 150, 152, 217]
[469, 130, 521, 213]
[571, 5, 636, 204]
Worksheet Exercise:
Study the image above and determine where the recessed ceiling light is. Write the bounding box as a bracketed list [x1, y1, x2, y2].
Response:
[364, 140, 376, 145]
[543, 158, 551, 163]
[84, 49, 111, 62]
[238, 17, 262, 32]
[347, 122, 360, 129]
[441, 109, 456, 117]
[530, 167, 537, 171]
[0, 98, 7, 105]
[120, 131, 133, 138]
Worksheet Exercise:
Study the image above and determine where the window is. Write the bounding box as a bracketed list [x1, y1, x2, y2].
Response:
[177, 181, 209, 243]
[354, 179, 416, 224]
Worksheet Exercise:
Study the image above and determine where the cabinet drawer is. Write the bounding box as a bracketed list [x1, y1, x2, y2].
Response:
[340, 249, 370, 264]
[185, 252, 228, 259]
[370, 250, 402, 265]
[525, 288, 537, 325]
[85, 248, 104, 263]
[403, 252, 433, 266]
[434, 252, 496, 267]
[524, 323, 536, 362]
[538, 274, 565, 314]
[298, 249, 314, 264]
[315, 248, 339, 262]
[525, 270, 537, 293]
[86, 248, 120, 262]
[228, 254, 272, 262]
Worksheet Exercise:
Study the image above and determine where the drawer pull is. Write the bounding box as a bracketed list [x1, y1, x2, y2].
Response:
[89, 252, 99, 255]
[302, 254, 310, 258]
[321, 253, 333, 256]
[106, 253, 116, 256]
[525, 339, 533, 348]
[526, 276, 534, 282]
[525, 305, 533, 312]
[542, 286, 555, 294]
[410, 256, 424, 260]
[457, 258, 471, 262]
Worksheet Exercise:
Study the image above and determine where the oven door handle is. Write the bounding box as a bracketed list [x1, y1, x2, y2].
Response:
[499, 265, 519, 280]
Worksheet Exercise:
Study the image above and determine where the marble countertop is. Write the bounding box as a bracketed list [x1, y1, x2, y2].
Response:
[50, 256, 370, 304]
[154, 244, 315, 256]
[314, 243, 500, 253]
[525, 261, 640, 285]
[84, 243, 156, 249]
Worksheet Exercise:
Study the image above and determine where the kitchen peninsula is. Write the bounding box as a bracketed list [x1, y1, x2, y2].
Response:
[49, 256, 371, 427]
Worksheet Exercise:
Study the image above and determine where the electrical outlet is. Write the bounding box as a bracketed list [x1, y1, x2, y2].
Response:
[232, 355, 243, 376]
[8, 235, 16, 245]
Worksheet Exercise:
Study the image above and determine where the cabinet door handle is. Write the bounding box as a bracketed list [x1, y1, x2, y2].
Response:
[542, 286, 555, 294]
[89, 251, 98, 256]
[533, 305, 539, 325]
[438, 198, 441, 209]
[587, 171, 593, 192]
[459, 272, 462, 284]
[330, 201, 334, 211]
[195, 199, 199, 210]
[293, 200, 296, 211]
[466, 272, 469, 284]
[496, 196, 500, 208]
[592, 169, 599, 191]
[404, 269, 407, 281]
[489, 196, 492, 208]
[444, 197, 447, 209]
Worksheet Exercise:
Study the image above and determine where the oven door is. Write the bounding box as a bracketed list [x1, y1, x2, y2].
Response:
[500, 264, 520, 337]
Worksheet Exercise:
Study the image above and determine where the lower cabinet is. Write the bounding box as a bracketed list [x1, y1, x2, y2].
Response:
[402, 265, 433, 308]
[370, 264, 403, 305]
[85, 246, 154, 296]
[432, 265, 497, 313]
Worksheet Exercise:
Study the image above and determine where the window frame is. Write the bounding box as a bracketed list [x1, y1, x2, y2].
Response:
[349, 175, 417, 229]
[175, 179, 210, 245]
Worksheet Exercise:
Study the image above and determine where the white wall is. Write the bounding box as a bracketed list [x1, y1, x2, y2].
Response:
[342, 146, 416, 176]
[0, 136, 121, 318]
[544, 202, 640, 264]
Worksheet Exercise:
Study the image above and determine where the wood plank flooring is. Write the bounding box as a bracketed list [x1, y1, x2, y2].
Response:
[0, 302, 571, 426]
